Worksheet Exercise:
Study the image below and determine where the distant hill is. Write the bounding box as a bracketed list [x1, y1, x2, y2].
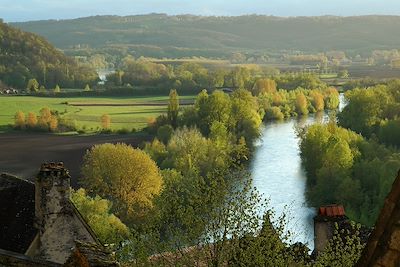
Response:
[10, 14, 400, 58]
[0, 21, 98, 89]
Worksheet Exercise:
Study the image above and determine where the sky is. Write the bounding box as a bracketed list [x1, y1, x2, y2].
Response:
[1, 0, 400, 22]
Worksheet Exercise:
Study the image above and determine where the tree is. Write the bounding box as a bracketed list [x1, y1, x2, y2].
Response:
[71, 188, 130, 244]
[295, 92, 309, 115]
[49, 116, 58, 132]
[167, 89, 179, 128]
[311, 91, 325, 111]
[157, 124, 174, 144]
[315, 222, 364, 267]
[14, 111, 25, 129]
[54, 84, 61, 93]
[26, 112, 38, 128]
[84, 84, 91, 92]
[252, 78, 277, 96]
[81, 143, 163, 223]
[101, 114, 111, 130]
[38, 107, 52, 130]
[26, 79, 39, 93]
[338, 69, 349, 78]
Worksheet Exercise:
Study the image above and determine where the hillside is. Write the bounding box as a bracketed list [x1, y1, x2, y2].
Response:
[11, 14, 400, 58]
[0, 21, 98, 89]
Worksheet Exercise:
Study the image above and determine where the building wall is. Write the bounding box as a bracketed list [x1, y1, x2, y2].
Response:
[314, 220, 334, 254]
[37, 211, 97, 264]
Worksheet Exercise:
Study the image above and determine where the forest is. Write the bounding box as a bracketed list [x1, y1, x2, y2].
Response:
[12, 15, 400, 57]
[300, 81, 400, 226]
[0, 21, 98, 89]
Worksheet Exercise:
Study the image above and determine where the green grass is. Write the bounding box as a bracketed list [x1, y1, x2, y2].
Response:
[319, 73, 338, 79]
[0, 95, 195, 132]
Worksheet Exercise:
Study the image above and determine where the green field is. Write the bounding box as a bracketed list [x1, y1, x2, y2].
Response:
[0, 95, 195, 133]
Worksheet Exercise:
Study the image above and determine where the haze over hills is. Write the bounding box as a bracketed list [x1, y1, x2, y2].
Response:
[10, 14, 400, 58]
[0, 21, 98, 89]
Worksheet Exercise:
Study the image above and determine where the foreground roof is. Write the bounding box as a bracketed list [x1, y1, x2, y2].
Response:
[0, 173, 37, 254]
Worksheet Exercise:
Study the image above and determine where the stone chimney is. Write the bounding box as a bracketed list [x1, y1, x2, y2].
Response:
[314, 204, 347, 254]
[35, 162, 71, 233]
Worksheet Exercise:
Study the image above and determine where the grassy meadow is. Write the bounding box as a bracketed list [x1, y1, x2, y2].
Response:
[0, 95, 195, 133]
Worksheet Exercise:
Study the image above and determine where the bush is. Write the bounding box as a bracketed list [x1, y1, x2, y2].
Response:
[265, 107, 285, 120]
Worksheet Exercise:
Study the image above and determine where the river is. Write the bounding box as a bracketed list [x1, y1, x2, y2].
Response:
[251, 94, 345, 250]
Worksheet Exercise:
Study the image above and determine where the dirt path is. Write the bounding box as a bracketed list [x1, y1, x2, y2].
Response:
[0, 132, 150, 187]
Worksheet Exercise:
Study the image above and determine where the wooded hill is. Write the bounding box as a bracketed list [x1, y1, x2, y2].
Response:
[11, 14, 400, 58]
[0, 21, 98, 89]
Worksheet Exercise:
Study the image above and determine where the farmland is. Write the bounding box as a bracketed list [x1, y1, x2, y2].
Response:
[0, 95, 195, 133]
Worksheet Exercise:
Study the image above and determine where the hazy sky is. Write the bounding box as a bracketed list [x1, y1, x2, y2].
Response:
[1, 0, 400, 22]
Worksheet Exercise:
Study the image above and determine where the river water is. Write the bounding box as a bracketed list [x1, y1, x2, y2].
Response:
[251, 94, 345, 250]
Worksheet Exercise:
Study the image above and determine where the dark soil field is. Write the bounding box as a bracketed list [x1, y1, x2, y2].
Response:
[0, 133, 150, 187]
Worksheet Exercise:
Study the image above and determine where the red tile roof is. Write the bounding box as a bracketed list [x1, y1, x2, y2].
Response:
[318, 205, 346, 217]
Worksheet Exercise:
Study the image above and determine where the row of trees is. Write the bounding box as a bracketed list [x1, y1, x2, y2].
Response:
[258, 86, 339, 120]
[13, 107, 77, 132]
[106, 58, 329, 93]
[14, 108, 59, 132]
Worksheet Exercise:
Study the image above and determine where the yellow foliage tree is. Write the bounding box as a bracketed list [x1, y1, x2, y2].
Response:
[81, 143, 163, 223]
[14, 111, 25, 129]
[295, 92, 309, 115]
[252, 78, 277, 96]
[49, 116, 58, 132]
[311, 91, 325, 111]
[26, 112, 38, 128]
[101, 114, 111, 129]
[38, 107, 52, 130]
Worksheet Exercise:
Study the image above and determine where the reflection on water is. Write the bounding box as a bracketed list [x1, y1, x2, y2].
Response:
[251, 94, 344, 249]
[251, 114, 327, 250]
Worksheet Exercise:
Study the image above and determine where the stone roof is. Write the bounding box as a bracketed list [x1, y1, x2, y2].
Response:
[0, 173, 37, 254]
[356, 170, 400, 267]
[64, 241, 119, 267]
[0, 248, 61, 267]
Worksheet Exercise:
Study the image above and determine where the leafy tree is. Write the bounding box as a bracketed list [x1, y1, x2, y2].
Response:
[167, 89, 179, 128]
[230, 89, 262, 147]
[84, 84, 91, 91]
[49, 116, 58, 132]
[38, 107, 52, 129]
[314, 222, 364, 267]
[101, 114, 111, 130]
[81, 143, 163, 223]
[338, 69, 349, 78]
[26, 79, 39, 93]
[156, 124, 174, 144]
[311, 91, 325, 111]
[252, 78, 277, 96]
[14, 111, 25, 129]
[324, 87, 340, 110]
[71, 188, 130, 244]
[265, 107, 285, 120]
[54, 84, 61, 93]
[26, 112, 38, 128]
[295, 92, 309, 115]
